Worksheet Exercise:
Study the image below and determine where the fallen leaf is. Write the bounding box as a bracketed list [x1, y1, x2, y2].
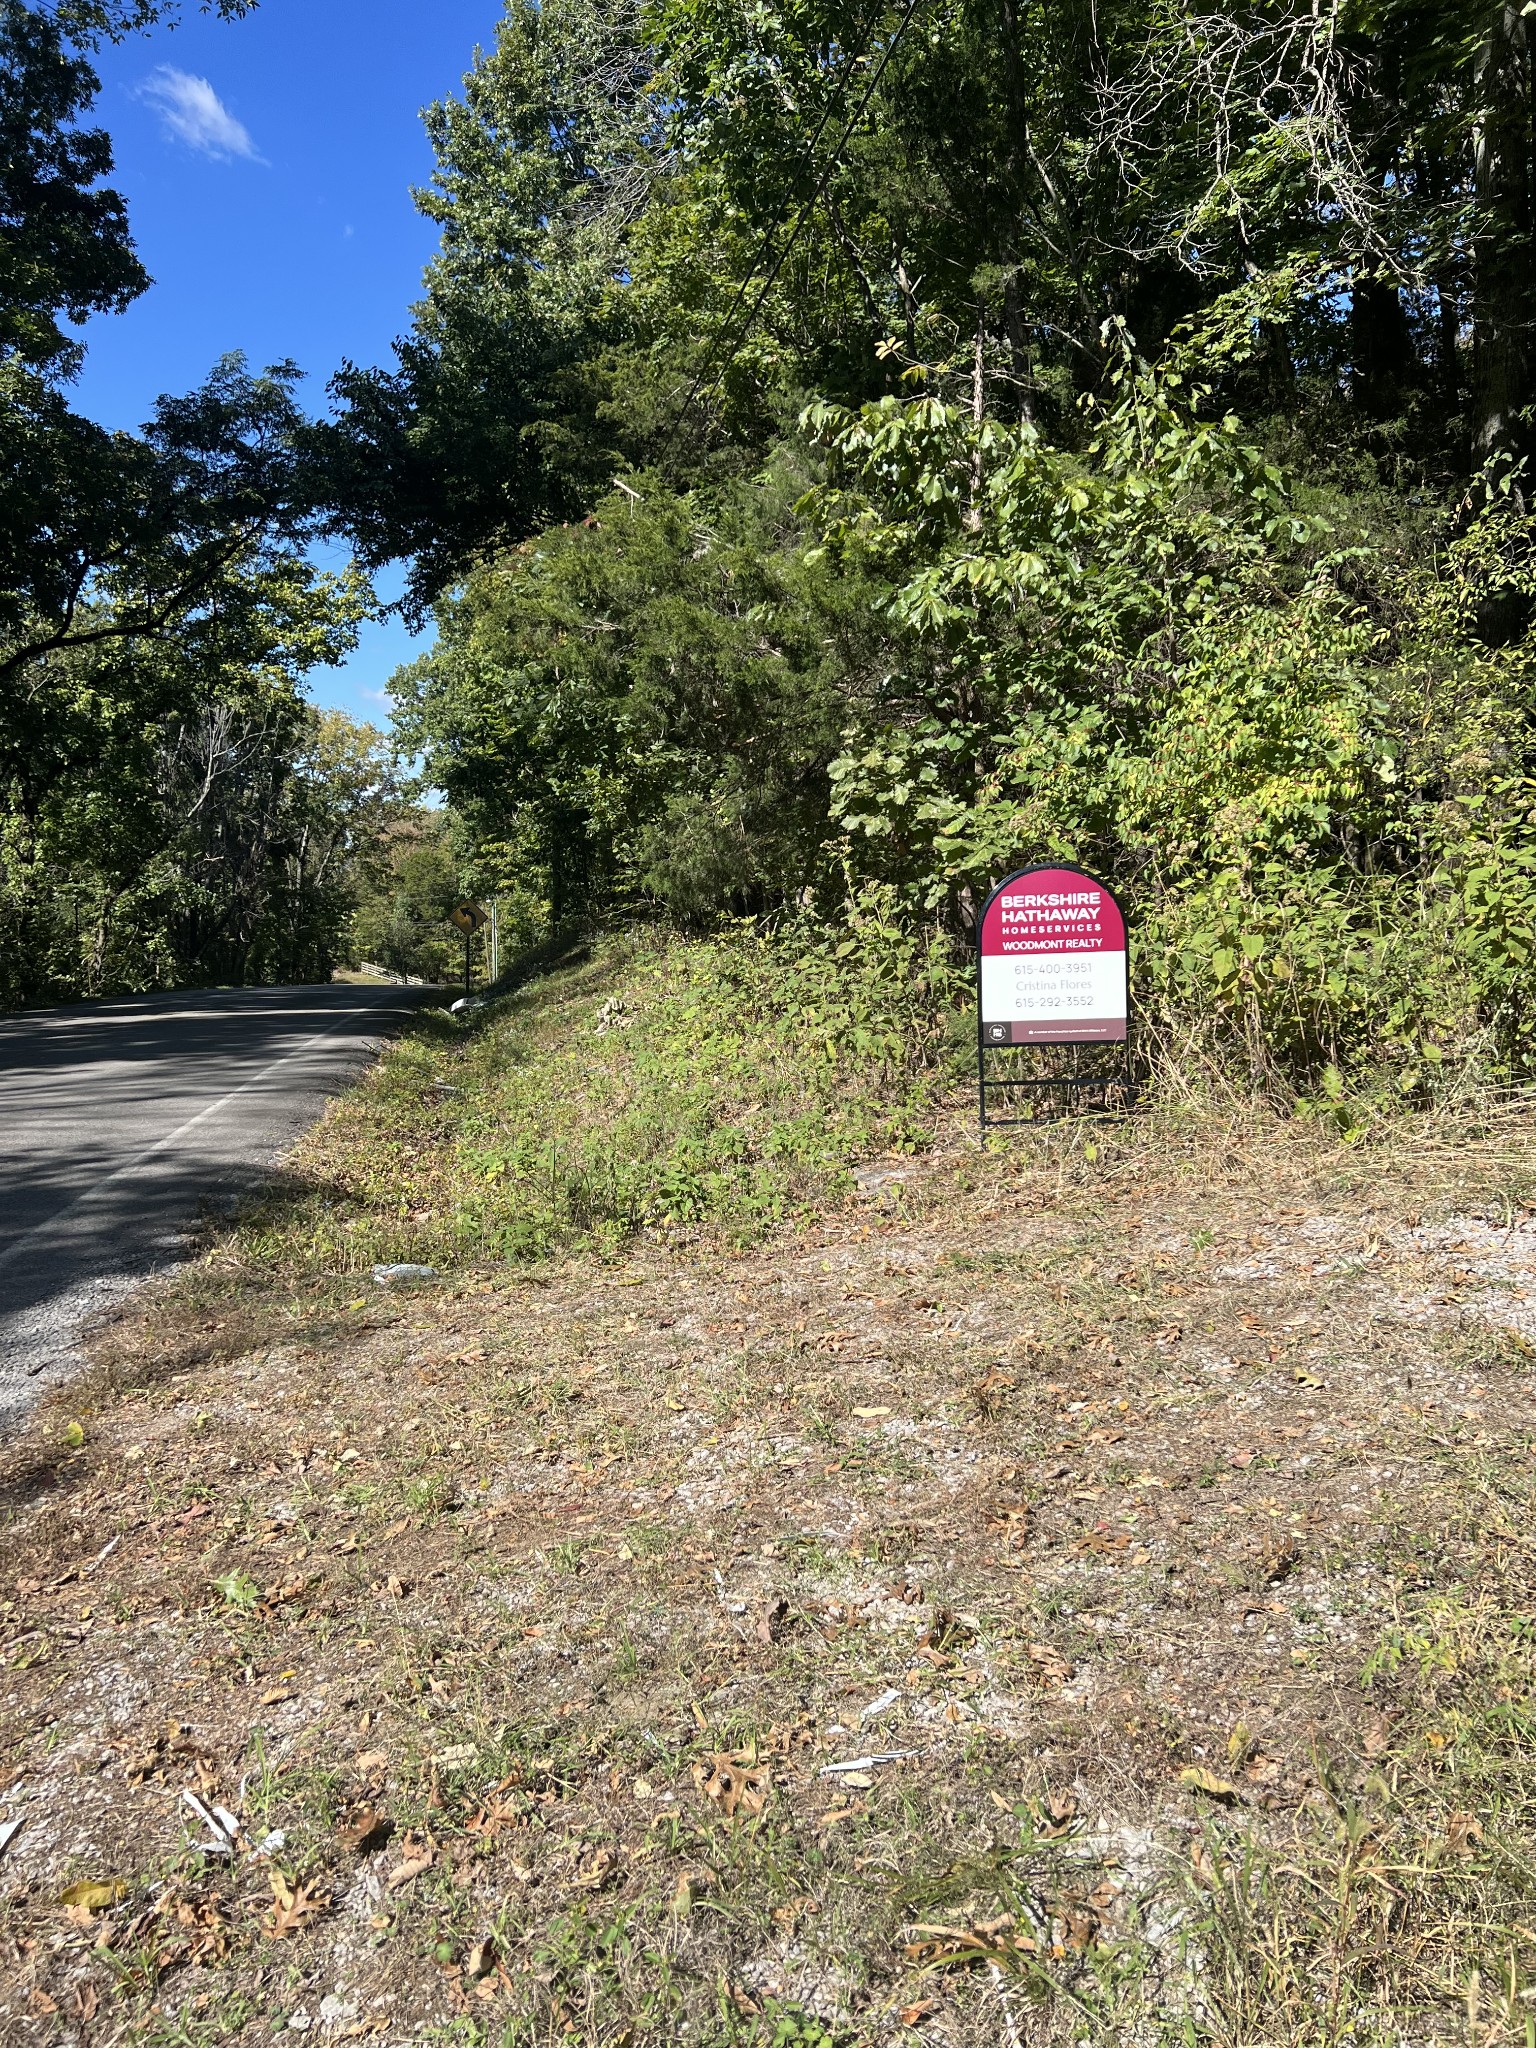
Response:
[1440, 1812, 1485, 1861]
[756, 1596, 790, 1644]
[338, 1807, 392, 1854]
[985, 1502, 1029, 1544]
[355, 1750, 389, 1775]
[575, 1845, 618, 1890]
[152, 1888, 230, 1966]
[770, 1890, 817, 1930]
[1261, 1542, 1303, 1584]
[264, 1870, 330, 1938]
[905, 1915, 1039, 1967]
[66, 1983, 100, 2023]
[693, 1751, 771, 1822]
[465, 1796, 522, 1838]
[465, 1937, 497, 1980]
[852, 1407, 891, 1419]
[260, 1688, 296, 1708]
[1180, 1766, 1241, 1801]
[1025, 1789, 1077, 1838]
[1072, 1525, 1132, 1558]
[1190, 1838, 1225, 1885]
[1362, 1710, 1402, 1757]
[386, 1835, 435, 1891]
[919, 1607, 975, 1655]
[58, 1880, 125, 1913]
[1025, 1640, 1074, 1685]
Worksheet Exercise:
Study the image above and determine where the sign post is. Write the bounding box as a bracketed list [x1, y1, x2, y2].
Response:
[449, 899, 489, 995]
[976, 864, 1132, 1127]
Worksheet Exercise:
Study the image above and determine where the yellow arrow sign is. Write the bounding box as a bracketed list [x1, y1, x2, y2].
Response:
[450, 899, 488, 935]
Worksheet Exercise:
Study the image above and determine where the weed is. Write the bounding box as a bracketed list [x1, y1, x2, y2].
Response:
[404, 1471, 455, 1520]
[751, 2004, 847, 2046]
[226, 931, 953, 1280]
[210, 1568, 259, 1613]
[140, 1991, 263, 2047]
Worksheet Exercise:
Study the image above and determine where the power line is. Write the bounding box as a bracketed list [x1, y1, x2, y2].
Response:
[662, 0, 924, 451]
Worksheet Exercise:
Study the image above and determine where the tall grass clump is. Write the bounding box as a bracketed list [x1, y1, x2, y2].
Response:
[234, 918, 965, 1274]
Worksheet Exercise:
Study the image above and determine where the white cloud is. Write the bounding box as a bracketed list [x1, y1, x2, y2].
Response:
[138, 67, 263, 162]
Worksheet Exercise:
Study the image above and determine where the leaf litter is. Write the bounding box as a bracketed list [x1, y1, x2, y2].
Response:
[3, 1101, 1536, 2038]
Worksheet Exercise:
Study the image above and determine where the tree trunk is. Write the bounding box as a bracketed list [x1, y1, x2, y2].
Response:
[1350, 272, 1416, 420]
[1472, 2, 1534, 460]
[1002, 269, 1036, 424]
[967, 304, 986, 530]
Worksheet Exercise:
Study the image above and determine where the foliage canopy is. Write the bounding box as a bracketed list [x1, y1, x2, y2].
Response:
[336, 0, 1536, 1102]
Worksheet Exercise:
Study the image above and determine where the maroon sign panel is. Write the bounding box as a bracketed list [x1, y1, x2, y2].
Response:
[979, 866, 1129, 1046]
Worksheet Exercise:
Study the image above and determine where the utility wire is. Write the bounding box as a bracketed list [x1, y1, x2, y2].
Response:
[662, 0, 924, 452]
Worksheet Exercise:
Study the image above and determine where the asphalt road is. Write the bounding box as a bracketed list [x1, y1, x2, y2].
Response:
[0, 983, 421, 1429]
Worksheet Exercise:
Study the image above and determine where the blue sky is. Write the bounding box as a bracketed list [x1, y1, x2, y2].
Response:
[73, 0, 505, 728]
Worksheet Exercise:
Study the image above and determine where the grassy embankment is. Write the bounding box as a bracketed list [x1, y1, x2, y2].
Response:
[4, 931, 1536, 2046]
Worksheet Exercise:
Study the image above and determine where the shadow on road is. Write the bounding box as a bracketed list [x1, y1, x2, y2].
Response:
[0, 984, 425, 1417]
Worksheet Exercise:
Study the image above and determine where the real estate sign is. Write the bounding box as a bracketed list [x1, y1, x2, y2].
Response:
[978, 865, 1128, 1046]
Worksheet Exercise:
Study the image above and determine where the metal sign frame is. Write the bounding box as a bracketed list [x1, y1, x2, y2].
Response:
[976, 863, 1136, 1129]
[449, 900, 488, 997]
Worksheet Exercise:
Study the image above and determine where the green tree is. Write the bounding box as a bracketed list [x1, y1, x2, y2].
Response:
[320, 0, 657, 616]
[0, 0, 418, 1007]
[0, 1, 145, 375]
[394, 449, 887, 923]
[0, 558, 372, 1004]
[350, 809, 462, 983]
[327, 0, 1536, 1093]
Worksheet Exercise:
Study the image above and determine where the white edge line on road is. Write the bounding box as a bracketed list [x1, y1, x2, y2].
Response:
[0, 1001, 412, 1280]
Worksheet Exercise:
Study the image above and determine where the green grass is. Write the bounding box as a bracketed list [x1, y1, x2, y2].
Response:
[230, 926, 960, 1277]
[19, 914, 1536, 2044]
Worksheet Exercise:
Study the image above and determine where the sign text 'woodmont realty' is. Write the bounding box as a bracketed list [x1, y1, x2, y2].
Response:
[978, 865, 1129, 1045]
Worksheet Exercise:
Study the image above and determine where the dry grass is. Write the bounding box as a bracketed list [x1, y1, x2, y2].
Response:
[4, 969, 1536, 2045]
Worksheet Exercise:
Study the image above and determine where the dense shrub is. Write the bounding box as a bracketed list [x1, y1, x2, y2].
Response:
[808, 349, 1536, 1104]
